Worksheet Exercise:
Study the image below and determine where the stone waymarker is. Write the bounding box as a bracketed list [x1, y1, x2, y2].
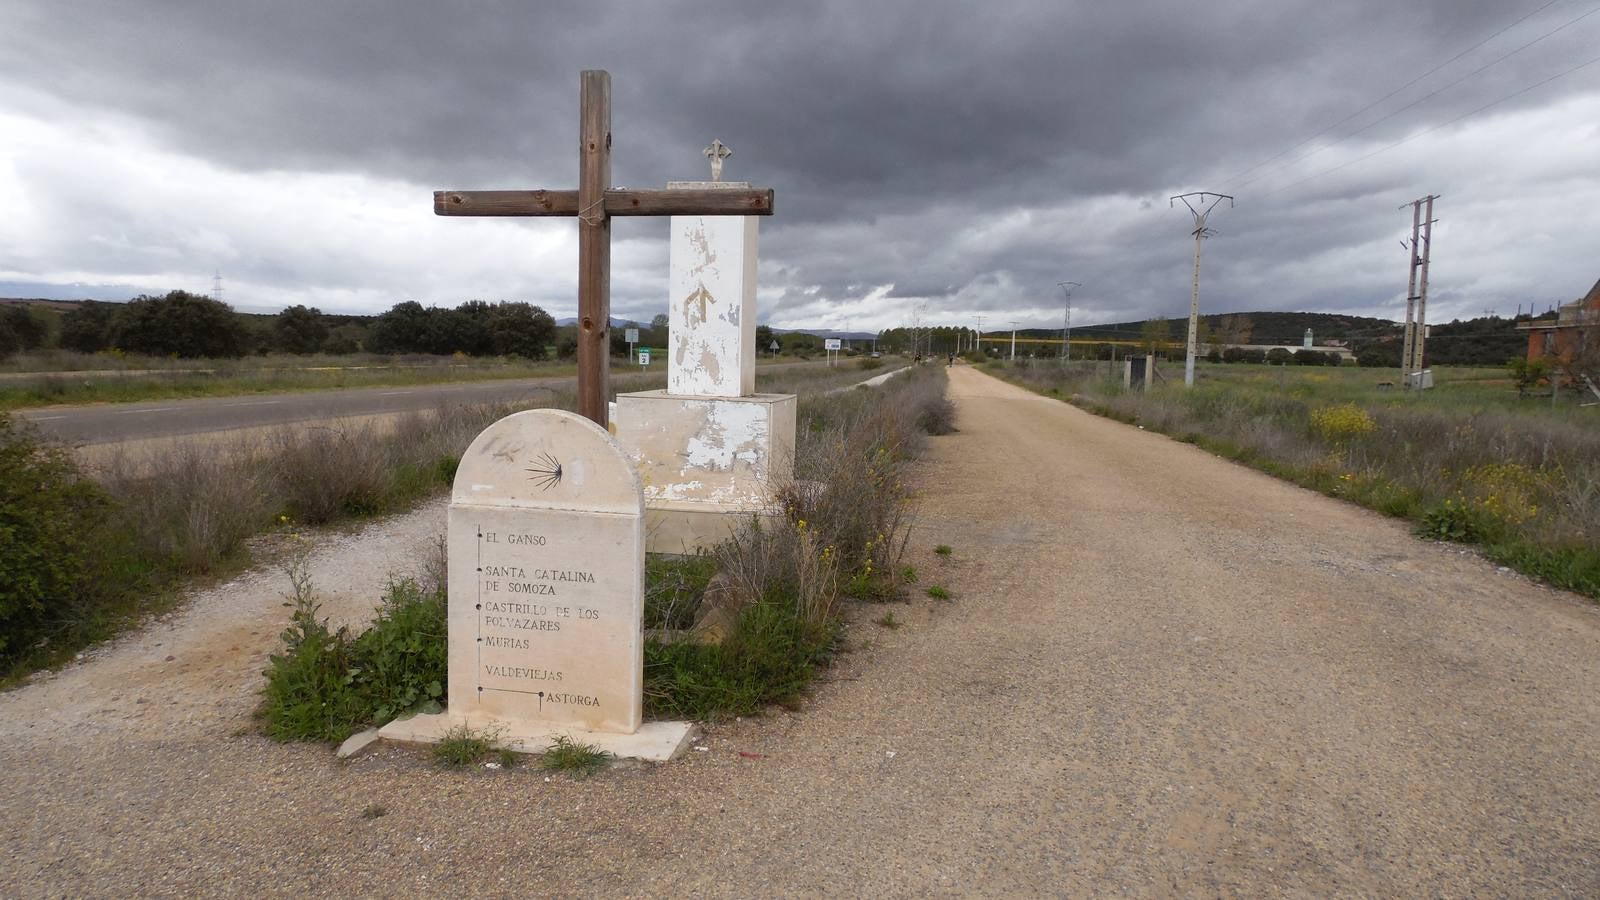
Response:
[613, 141, 797, 553]
[379, 408, 695, 761]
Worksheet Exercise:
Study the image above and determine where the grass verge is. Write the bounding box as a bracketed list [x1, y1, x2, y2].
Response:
[250, 363, 956, 746]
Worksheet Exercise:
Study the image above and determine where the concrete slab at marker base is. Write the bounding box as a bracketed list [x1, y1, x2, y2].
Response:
[644, 500, 782, 556]
[378, 712, 698, 763]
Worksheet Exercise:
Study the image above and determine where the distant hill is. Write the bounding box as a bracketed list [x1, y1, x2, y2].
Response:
[1013, 310, 1527, 366]
[1027, 311, 1401, 345]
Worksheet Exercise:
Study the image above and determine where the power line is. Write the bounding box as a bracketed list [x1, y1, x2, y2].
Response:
[1233, 2, 1600, 192]
[1258, 50, 1600, 198]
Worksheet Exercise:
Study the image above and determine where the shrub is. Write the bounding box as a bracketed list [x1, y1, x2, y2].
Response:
[1266, 348, 1293, 366]
[0, 414, 112, 664]
[1309, 403, 1377, 444]
[111, 291, 249, 358]
[644, 591, 836, 720]
[1242, 349, 1267, 364]
[858, 357, 884, 371]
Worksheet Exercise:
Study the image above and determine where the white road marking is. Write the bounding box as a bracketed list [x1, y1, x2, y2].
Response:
[117, 407, 176, 414]
[380, 391, 414, 396]
[32, 415, 66, 420]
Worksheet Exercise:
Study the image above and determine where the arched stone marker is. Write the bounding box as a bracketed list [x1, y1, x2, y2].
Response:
[379, 408, 696, 761]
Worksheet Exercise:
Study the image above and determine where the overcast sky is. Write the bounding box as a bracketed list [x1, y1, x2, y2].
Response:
[2, 0, 1597, 331]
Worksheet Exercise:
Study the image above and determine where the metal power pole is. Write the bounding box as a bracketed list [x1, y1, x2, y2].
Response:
[1057, 281, 1080, 361]
[975, 314, 985, 357]
[1399, 194, 1439, 387]
[1170, 192, 1234, 387]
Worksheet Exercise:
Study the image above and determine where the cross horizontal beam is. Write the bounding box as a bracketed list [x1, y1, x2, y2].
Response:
[434, 188, 775, 217]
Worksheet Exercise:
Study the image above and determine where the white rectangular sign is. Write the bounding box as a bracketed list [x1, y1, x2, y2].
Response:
[625, 327, 639, 343]
[638, 349, 651, 365]
[824, 338, 842, 351]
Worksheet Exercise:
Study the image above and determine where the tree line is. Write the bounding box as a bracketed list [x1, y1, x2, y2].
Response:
[0, 292, 569, 360]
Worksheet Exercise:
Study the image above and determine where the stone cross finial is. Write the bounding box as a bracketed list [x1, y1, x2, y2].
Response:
[704, 139, 731, 182]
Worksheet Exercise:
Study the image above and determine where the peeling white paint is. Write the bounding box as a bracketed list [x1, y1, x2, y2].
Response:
[667, 202, 758, 398]
[612, 391, 795, 507]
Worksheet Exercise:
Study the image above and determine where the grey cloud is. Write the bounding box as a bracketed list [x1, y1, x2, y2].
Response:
[3, 0, 1597, 327]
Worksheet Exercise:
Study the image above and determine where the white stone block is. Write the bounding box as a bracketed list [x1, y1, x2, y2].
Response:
[446, 408, 646, 736]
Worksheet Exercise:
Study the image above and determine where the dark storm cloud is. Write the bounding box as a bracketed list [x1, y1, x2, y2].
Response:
[3, 0, 1598, 325]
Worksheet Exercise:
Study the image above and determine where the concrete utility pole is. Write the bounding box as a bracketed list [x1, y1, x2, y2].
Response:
[1057, 281, 1080, 361]
[1170, 192, 1234, 387]
[1009, 321, 1019, 360]
[1399, 194, 1439, 388]
[975, 314, 986, 356]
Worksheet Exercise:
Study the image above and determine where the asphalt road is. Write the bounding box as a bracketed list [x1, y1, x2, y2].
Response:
[15, 363, 817, 445]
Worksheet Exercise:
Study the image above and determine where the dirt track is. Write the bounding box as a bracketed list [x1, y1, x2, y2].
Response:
[2, 365, 1598, 896]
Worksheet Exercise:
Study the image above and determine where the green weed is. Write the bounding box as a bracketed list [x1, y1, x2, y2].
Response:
[926, 586, 952, 601]
[539, 735, 613, 778]
[433, 724, 501, 768]
[875, 611, 901, 629]
[934, 545, 953, 558]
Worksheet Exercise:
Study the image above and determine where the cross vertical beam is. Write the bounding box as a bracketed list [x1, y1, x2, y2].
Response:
[577, 71, 612, 425]
[431, 71, 773, 429]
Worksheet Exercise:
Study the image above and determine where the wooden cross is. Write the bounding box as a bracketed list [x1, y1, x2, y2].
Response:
[433, 70, 775, 427]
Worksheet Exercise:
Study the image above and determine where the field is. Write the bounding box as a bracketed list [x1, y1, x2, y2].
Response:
[988, 359, 1600, 599]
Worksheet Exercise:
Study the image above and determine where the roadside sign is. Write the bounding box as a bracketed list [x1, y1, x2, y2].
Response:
[638, 349, 651, 366]
[625, 327, 639, 343]
[824, 338, 842, 351]
[768, 339, 780, 351]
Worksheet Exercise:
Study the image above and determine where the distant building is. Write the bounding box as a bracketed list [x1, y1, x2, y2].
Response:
[1519, 277, 1599, 368]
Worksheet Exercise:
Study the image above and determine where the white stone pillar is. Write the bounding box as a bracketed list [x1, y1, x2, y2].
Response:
[666, 180, 758, 398]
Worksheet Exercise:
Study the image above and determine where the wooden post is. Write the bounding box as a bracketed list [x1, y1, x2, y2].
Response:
[577, 70, 612, 427]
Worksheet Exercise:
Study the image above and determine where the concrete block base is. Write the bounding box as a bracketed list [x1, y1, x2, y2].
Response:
[378, 711, 699, 763]
[613, 391, 796, 508]
[645, 500, 781, 555]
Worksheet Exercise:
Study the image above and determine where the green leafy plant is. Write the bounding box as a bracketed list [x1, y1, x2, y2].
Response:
[260, 573, 448, 742]
[874, 611, 901, 629]
[258, 556, 369, 742]
[1419, 500, 1490, 543]
[354, 578, 447, 724]
[934, 544, 953, 558]
[926, 586, 952, 601]
[540, 735, 612, 778]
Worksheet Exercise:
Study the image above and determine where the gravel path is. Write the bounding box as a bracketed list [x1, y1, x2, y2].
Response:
[3, 365, 1598, 896]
